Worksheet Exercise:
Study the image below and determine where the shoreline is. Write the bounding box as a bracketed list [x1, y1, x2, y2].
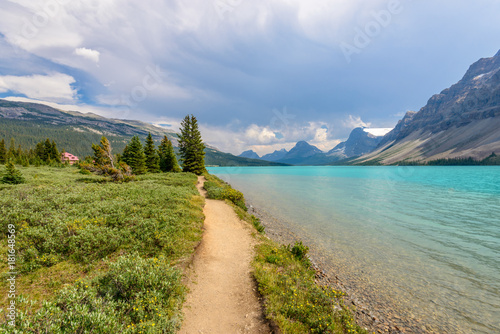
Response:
[246, 200, 433, 334]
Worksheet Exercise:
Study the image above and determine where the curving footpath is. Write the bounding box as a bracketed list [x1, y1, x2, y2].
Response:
[179, 176, 271, 333]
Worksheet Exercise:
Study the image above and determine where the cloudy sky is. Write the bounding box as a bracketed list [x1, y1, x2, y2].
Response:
[1, 0, 499, 155]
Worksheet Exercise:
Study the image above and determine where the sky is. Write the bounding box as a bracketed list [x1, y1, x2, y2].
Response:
[0, 0, 499, 155]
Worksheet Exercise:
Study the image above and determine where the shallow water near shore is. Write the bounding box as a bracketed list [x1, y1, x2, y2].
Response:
[208, 166, 500, 333]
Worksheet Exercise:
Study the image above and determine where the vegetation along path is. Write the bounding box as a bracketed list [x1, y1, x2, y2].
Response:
[180, 176, 271, 333]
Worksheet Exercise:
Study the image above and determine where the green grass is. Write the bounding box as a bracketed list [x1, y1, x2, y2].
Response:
[203, 173, 247, 210]
[0, 165, 204, 333]
[253, 242, 368, 334]
[202, 173, 368, 334]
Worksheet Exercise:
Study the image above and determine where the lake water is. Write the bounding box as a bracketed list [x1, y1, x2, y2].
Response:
[207, 166, 500, 333]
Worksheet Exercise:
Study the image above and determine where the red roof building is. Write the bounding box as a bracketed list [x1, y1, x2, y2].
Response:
[61, 152, 79, 165]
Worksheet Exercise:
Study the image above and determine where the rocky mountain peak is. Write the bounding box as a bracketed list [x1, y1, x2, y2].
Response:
[361, 50, 500, 164]
[328, 127, 385, 158]
[238, 150, 260, 159]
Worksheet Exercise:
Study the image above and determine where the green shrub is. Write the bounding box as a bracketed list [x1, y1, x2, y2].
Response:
[204, 175, 247, 210]
[288, 241, 309, 263]
[0, 169, 204, 274]
[79, 168, 92, 175]
[68, 226, 123, 263]
[251, 215, 265, 233]
[1, 162, 25, 184]
[1, 254, 186, 333]
[253, 242, 367, 334]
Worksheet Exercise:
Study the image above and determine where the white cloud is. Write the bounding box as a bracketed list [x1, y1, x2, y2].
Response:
[75, 47, 100, 62]
[343, 115, 371, 129]
[0, 73, 76, 102]
[244, 124, 278, 144]
[363, 128, 392, 136]
[199, 120, 343, 155]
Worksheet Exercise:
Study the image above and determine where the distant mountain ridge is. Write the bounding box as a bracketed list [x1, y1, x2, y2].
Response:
[238, 150, 260, 159]
[276, 141, 324, 165]
[239, 127, 389, 165]
[261, 149, 288, 162]
[359, 49, 500, 164]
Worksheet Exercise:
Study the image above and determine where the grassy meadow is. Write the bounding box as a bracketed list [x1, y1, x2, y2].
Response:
[0, 165, 204, 333]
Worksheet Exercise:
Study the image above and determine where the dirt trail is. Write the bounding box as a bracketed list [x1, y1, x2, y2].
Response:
[179, 176, 271, 334]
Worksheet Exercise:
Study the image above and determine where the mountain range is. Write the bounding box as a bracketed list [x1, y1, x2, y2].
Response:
[238, 50, 500, 165]
[239, 127, 388, 165]
[358, 50, 500, 164]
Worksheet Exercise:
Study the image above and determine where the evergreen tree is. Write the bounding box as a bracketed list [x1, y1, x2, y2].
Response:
[178, 115, 206, 175]
[16, 144, 22, 158]
[8, 138, 16, 159]
[44, 139, 52, 162]
[122, 136, 146, 175]
[158, 135, 180, 172]
[1, 162, 25, 184]
[92, 136, 114, 168]
[0, 139, 6, 164]
[34, 141, 45, 161]
[50, 140, 61, 163]
[144, 133, 160, 173]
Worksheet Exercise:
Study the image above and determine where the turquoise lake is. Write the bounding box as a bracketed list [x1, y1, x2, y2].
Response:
[207, 166, 500, 333]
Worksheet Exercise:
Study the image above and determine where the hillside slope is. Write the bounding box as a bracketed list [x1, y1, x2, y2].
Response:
[359, 50, 500, 164]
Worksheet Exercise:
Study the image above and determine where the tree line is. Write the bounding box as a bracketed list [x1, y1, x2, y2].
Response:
[0, 138, 62, 166]
[81, 114, 206, 180]
[2, 114, 207, 184]
[396, 153, 500, 166]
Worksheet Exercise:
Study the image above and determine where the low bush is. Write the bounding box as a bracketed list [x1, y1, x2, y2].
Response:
[253, 242, 367, 334]
[1, 254, 185, 333]
[79, 161, 135, 183]
[287, 241, 309, 263]
[0, 167, 204, 332]
[203, 174, 247, 210]
[1, 162, 25, 184]
[251, 215, 265, 233]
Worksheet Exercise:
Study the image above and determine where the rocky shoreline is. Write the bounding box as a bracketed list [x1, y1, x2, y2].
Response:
[247, 202, 446, 334]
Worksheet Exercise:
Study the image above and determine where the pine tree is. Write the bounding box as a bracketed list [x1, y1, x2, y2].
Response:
[50, 140, 61, 163]
[0, 139, 6, 164]
[92, 136, 115, 168]
[178, 115, 206, 175]
[144, 133, 160, 173]
[122, 136, 146, 175]
[1, 162, 25, 184]
[8, 138, 16, 159]
[44, 139, 52, 162]
[34, 141, 45, 161]
[159, 135, 180, 172]
[16, 144, 22, 158]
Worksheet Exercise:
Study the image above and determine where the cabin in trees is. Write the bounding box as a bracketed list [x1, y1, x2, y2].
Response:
[61, 152, 79, 165]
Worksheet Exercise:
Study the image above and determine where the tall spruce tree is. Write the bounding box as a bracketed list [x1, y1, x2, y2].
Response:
[178, 115, 206, 175]
[0, 139, 6, 164]
[144, 133, 160, 173]
[50, 140, 61, 163]
[8, 138, 16, 159]
[44, 139, 52, 162]
[34, 141, 45, 161]
[158, 135, 180, 172]
[122, 136, 147, 175]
